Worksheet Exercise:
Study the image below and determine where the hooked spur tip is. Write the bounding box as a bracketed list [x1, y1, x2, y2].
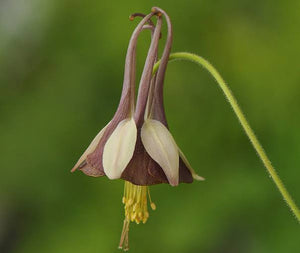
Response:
[151, 7, 161, 16]
[129, 15, 135, 21]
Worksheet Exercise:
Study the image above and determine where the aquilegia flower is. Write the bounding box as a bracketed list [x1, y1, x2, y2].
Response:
[71, 7, 204, 251]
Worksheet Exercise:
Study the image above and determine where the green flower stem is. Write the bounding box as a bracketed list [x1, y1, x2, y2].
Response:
[153, 52, 300, 222]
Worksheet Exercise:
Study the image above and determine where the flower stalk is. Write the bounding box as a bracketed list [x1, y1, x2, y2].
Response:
[153, 52, 300, 222]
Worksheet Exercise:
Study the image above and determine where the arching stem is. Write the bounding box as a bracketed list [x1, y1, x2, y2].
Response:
[153, 52, 300, 222]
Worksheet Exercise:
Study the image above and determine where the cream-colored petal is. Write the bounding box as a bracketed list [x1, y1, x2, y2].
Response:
[103, 118, 137, 179]
[141, 119, 179, 186]
[71, 122, 110, 172]
[178, 149, 205, 181]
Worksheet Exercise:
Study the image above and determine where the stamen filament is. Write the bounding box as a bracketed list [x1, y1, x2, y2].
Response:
[119, 181, 156, 251]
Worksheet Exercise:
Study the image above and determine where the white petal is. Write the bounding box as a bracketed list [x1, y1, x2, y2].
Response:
[71, 122, 110, 172]
[178, 149, 205, 181]
[141, 119, 179, 186]
[103, 118, 137, 179]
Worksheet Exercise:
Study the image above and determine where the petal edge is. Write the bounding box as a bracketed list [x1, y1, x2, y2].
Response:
[141, 119, 179, 186]
[178, 148, 205, 181]
[103, 118, 137, 179]
[71, 123, 109, 172]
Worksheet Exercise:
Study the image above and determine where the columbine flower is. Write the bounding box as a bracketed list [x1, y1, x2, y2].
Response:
[71, 7, 204, 251]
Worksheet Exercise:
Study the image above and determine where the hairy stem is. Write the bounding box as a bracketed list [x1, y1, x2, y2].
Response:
[153, 52, 300, 222]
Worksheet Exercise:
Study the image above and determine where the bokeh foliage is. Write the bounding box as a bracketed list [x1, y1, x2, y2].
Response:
[0, 0, 299, 252]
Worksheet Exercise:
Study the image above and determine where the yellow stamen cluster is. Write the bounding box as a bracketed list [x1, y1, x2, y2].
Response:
[119, 181, 156, 251]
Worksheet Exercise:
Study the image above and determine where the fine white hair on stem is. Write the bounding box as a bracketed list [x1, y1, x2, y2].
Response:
[153, 52, 300, 222]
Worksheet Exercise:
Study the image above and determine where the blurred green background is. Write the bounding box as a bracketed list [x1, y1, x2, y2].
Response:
[0, 0, 299, 252]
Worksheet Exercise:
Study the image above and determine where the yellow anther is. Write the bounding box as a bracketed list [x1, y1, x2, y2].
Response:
[150, 202, 156, 210]
[131, 212, 137, 220]
[120, 181, 158, 249]
[127, 199, 133, 206]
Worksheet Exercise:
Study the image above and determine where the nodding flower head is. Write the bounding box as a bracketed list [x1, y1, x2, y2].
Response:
[71, 7, 204, 251]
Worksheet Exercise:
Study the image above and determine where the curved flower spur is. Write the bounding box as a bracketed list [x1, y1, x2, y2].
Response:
[71, 7, 204, 251]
